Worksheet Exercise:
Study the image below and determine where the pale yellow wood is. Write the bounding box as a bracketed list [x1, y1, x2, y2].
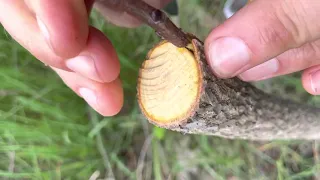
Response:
[137, 41, 202, 126]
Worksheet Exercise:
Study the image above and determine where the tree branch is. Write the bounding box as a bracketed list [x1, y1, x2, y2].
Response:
[96, 0, 320, 140]
[96, 0, 190, 47]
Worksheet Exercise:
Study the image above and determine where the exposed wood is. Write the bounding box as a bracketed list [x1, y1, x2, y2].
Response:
[137, 40, 202, 127]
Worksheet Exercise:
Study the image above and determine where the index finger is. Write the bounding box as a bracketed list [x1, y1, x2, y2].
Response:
[25, 0, 90, 58]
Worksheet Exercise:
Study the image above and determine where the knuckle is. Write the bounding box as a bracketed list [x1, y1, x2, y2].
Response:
[308, 41, 320, 65]
[256, 13, 294, 50]
[292, 45, 315, 68]
[280, 41, 320, 69]
[278, 0, 315, 45]
[295, 41, 320, 67]
[302, 42, 319, 62]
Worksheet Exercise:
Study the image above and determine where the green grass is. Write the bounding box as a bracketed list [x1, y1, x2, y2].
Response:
[1, 1, 320, 179]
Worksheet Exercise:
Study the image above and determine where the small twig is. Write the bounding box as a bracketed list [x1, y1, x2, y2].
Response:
[313, 141, 320, 179]
[8, 151, 15, 174]
[3, 136, 15, 180]
[313, 141, 319, 162]
[96, 0, 190, 47]
[136, 135, 153, 180]
[87, 107, 115, 180]
[89, 170, 101, 180]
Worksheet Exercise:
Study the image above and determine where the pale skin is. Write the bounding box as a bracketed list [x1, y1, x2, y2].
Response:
[0, 0, 319, 116]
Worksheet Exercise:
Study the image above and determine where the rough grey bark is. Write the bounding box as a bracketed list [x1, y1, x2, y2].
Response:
[96, 0, 320, 140]
[169, 39, 320, 140]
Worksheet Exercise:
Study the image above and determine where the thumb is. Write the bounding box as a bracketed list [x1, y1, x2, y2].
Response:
[204, 0, 320, 78]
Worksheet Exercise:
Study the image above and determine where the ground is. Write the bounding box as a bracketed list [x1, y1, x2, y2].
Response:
[1, 0, 320, 179]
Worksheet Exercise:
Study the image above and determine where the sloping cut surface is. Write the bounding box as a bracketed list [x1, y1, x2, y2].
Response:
[137, 41, 202, 127]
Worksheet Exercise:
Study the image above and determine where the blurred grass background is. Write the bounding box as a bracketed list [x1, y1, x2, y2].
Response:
[1, 0, 320, 179]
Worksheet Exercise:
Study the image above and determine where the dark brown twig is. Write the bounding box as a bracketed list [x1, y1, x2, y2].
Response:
[96, 0, 190, 47]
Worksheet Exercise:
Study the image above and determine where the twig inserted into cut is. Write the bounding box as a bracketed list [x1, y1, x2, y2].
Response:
[97, 0, 190, 47]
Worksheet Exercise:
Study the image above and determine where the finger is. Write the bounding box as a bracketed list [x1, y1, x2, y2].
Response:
[65, 27, 120, 83]
[0, 0, 67, 69]
[52, 67, 124, 116]
[239, 39, 320, 81]
[302, 65, 320, 95]
[85, 0, 95, 14]
[25, 0, 89, 58]
[204, 0, 320, 78]
[94, 0, 172, 28]
[0, 1, 120, 82]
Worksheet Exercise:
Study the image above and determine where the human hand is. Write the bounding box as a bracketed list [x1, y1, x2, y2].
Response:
[0, 0, 171, 116]
[204, 0, 320, 95]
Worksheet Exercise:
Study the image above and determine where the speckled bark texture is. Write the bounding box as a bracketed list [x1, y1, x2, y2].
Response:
[169, 39, 320, 140]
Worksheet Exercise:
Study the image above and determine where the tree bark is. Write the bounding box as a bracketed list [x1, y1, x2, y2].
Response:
[169, 39, 320, 140]
[96, 0, 320, 140]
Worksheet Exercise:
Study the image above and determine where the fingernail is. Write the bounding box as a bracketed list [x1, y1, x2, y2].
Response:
[310, 70, 320, 93]
[239, 58, 279, 81]
[79, 88, 97, 107]
[66, 55, 102, 82]
[36, 16, 52, 49]
[208, 37, 250, 77]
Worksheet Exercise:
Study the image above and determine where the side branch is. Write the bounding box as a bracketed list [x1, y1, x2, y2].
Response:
[96, 0, 190, 47]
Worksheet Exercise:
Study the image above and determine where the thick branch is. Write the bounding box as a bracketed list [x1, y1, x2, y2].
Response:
[170, 39, 320, 140]
[138, 37, 320, 140]
[96, 0, 190, 47]
[96, 0, 320, 140]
